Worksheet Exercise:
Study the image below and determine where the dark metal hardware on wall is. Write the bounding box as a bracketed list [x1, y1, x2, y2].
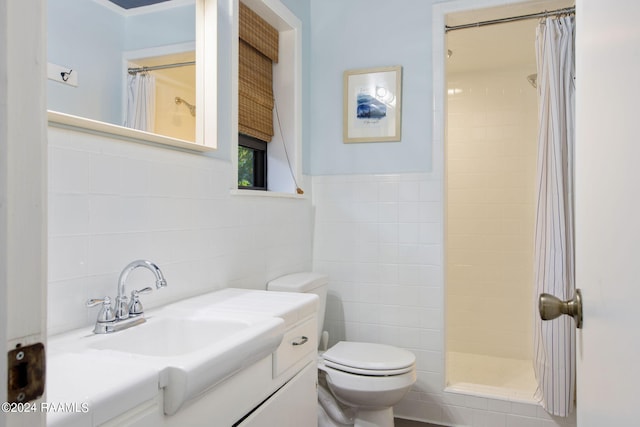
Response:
[60, 69, 73, 82]
[7, 343, 46, 403]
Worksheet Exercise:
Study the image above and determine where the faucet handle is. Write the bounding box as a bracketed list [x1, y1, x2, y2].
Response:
[133, 286, 153, 295]
[129, 287, 153, 316]
[115, 295, 130, 320]
[87, 296, 116, 323]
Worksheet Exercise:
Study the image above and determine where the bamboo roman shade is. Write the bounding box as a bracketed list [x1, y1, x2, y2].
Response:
[239, 2, 279, 142]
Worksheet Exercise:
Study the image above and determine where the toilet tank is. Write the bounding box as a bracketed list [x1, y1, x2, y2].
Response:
[267, 272, 328, 342]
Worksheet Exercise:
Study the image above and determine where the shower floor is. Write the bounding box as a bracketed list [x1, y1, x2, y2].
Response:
[446, 351, 538, 402]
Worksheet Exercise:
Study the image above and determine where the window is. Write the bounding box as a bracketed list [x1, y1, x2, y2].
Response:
[237, 2, 276, 190]
[238, 134, 267, 189]
[233, 0, 302, 194]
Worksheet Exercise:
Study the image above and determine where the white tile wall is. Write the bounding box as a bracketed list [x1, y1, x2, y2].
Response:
[48, 126, 313, 335]
[446, 67, 538, 361]
[313, 172, 443, 349]
[311, 172, 576, 427]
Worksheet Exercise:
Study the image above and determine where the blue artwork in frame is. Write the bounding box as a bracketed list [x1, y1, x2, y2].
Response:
[343, 66, 402, 143]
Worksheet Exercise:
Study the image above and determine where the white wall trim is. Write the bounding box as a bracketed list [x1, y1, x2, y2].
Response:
[1, 0, 47, 423]
[48, 110, 214, 152]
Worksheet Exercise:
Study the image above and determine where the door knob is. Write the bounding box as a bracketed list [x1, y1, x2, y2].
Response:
[538, 289, 583, 329]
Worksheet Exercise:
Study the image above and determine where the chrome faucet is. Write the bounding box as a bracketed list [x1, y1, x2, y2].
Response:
[87, 259, 167, 334]
[115, 259, 167, 320]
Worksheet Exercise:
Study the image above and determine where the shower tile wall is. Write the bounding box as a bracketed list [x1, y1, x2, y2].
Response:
[446, 67, 538, 360]
[48, 126, 313, 335]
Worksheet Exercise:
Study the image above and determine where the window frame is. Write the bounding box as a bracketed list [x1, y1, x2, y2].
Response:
[238, 133, 268, 190]
[231, 0, 303, 195]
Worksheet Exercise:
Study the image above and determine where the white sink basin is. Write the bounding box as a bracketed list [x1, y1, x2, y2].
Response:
[47, 289, 319, 425]
[89, 317, 250, 357]
[82, 312, 284, 415]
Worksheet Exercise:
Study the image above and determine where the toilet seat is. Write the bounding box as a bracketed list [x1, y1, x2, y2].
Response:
[322, 342, 415, 376]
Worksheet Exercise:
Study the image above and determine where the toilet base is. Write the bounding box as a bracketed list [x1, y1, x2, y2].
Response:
[354, 407, 394, 427]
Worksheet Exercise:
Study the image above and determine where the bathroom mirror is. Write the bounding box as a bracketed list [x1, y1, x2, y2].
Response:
[47, 0, 216, 149]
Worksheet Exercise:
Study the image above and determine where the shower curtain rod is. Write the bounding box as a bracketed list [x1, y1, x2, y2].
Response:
[128, 60, 195, 75]
[445, 6, 575, 32]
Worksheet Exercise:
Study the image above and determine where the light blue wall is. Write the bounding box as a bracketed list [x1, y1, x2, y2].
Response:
[48, 0, 433, 174]
[48, 0, 125, 124]
[280, 0, 311, 174]
[308, 0, 435, 175]
[215, 0, 235, 161]
[124, 4, 195, 50]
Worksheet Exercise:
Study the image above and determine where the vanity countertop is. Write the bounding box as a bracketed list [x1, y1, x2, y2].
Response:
[46, 352, 159, 427]
[46, 288, 318, 426]
[166, 288, 318, 328]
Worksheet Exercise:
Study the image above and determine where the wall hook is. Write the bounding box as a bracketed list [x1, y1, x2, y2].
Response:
[60, 69, 73, 82]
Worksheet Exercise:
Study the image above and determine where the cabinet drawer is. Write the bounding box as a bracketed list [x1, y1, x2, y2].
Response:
[273, 317, 316, 377]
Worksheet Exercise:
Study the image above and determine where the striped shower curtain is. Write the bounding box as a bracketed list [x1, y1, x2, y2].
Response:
[533, 15, 576, 417]
[125, 72, 156, 132]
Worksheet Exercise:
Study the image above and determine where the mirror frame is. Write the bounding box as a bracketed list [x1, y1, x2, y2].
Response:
[196, 0, 216, 149]
[47, 0, 217, 152]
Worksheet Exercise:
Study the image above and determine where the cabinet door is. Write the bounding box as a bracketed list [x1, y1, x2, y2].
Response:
[238, 362, 317, 427]
[100, 397, 163, 427]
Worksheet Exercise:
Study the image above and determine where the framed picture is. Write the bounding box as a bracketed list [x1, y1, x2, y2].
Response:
[343, 65, 402, 143]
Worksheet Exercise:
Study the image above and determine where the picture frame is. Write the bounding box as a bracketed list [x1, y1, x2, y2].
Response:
[343, 65, 402, 143]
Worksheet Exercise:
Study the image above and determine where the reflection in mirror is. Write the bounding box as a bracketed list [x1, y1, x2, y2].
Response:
[47, 0, 197, 142]
[126, 51, 196, 141]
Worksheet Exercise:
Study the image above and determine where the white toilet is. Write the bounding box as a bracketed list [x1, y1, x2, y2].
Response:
[268, 272, 416, 427]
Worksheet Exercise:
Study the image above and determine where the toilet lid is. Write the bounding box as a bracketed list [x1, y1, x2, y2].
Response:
[322, 342, 415, 376]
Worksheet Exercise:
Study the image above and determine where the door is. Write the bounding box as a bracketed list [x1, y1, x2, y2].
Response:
[575, 0, 640, 425]
[0, 1, 48, 426]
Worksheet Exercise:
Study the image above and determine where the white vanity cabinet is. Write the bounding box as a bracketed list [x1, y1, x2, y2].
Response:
[100, 397, 163, 427]
[47, 289, 319, 427]
[237, 362, 316, 427]
[237, 315, 317, 427]
[165, 314, 318, 426]
[160, 289, 318, 426]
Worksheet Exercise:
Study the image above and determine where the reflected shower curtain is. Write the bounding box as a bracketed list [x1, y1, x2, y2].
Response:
[533, 15, 576, 417]
[125, 73, 156, 132]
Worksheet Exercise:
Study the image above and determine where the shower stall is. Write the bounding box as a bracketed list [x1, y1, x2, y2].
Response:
[444, 0, 574, 402]
[445, 45, 539, 400]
